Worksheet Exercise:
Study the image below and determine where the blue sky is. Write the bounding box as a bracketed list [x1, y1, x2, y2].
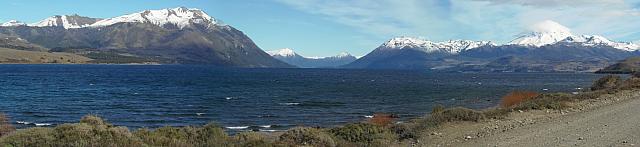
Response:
[1, 0, 640, 57]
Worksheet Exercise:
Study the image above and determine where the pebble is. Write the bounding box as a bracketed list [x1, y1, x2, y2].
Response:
[578, 137, 584, 140]
[623, 140, 628, 143]
[465, 136, 473, 139]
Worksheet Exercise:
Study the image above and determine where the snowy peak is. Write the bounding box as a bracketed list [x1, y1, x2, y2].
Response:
[381, 37, 493, 54]
[561, 35, 640, 51]
[268, 48, 356, 59]
[30, 15, 101, 29]
[90, 7, 223, 29]
[335, 52, 353, 58]
[508, 20, 574, 47]
[267, 48, 297, 57]
[508, 20, 639, 51]
[1, 20, 26, 27]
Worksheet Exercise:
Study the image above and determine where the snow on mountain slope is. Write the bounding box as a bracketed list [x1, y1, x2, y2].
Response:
[562, 35, 639, 51]
[90, 7, 224, 29]
[1, 20, 26, 27]
[508, 20, 639, 51]
[267, 48, 297, 57]
[30, 15, 100, 29]
[382, 37, 494, 54]
[508, 20, 574, 47]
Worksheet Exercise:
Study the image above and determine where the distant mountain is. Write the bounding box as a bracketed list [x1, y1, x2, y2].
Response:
[0, 7, 291, 67]
[345, 20, 639, 72]
[596, 57, 640, 74]
[1, 20, 26, 27]
[267, 48, 357, 68]
[343, 37, 495, 69]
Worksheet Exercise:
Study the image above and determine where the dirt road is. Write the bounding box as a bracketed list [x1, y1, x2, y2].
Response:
[457, 91, 640, 146]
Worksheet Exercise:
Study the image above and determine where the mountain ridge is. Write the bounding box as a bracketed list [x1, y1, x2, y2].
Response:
[344, 20, 639, 72]
[267, 48, 357, 68]
[0, 7, 292, 67]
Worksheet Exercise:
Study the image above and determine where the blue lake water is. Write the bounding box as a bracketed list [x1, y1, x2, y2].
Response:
[0, 65, 603, 132]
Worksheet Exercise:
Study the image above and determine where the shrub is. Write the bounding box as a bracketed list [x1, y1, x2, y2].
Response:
[135, 123, 229, 147]
[368, 113, 396, 127]
[431, 107, 485, 122]
[233, 132, 276, 147]
[511, 93, 573, 110]
[0, 113, 15, 137]
[431, 104, 445, 114]
[389, 123, 416, 141]
[500, 91, 539, 108]
[619, 77, 640, 90]
[79, 115, 110, 127]
[279, 127, 336, 147]
[482, 108, 509, 119]
[0, 127, 56, 147]
[591, 75, 622, 91]
[631, 72, 640, 78]
[329, 123, 396, 146]
[0, 116, 143, 146]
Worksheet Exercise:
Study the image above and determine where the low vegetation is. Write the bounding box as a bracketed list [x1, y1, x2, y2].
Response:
[0, 74, 637, 146]
[0, 113, 15, 137]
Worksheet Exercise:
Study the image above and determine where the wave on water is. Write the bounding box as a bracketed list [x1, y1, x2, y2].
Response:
[226, 126, 250, 130]
[279, 103, 300, 106]
[16, 121, 53, 126]
[259, 125, 271, 128]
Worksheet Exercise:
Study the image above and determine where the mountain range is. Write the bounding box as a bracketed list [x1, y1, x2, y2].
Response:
[0, 10, 637, 72]
[267, 48, 357, 68]
[0, 7, 291, 67]
[345, 20, 639, 72]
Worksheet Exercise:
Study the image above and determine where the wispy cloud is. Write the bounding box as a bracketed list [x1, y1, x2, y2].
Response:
[471, 0, 626, 8]
[276, 0, 640, 43]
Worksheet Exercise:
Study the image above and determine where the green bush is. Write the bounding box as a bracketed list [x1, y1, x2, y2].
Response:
[278, 127, 336, 147]
[135, 123, 229, 147]
[511, 94, 566, 110]
[233, 132, 279, 147]
[591, 75, 622, 91]
[431, 107, 485, 122]
[329, 123, 396, 146]
[0, 127, 56, 147]
[0, 116, 143, 147]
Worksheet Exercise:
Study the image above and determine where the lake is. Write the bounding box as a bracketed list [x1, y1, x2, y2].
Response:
[0, 65, 603, 132]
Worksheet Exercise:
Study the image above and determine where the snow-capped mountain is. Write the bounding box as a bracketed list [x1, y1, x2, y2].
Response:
[560, 35, 640, 51]
[508, 20, 573, 47]
[509, 20, 639, 51]
[90, 7, 224, 29]
[16, 7, 223, 30]
[268, 48, 357, 68]
[0, 7, 290, 67]
[1, 20, 26, 27]
[267, 48, 297, 57]
[29, 15, 101, 29]
[382, 37, 494, 54]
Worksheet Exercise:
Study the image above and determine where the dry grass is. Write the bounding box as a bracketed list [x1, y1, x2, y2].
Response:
[0, 113, 15, 137]
[500, 91, 540, 108]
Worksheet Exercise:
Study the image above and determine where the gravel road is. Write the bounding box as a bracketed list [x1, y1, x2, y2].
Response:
[457, 92, 640, 147]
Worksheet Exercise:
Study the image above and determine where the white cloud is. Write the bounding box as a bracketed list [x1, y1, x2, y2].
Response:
[276, 0, 640, 44]
[471, 0, 626, 8]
